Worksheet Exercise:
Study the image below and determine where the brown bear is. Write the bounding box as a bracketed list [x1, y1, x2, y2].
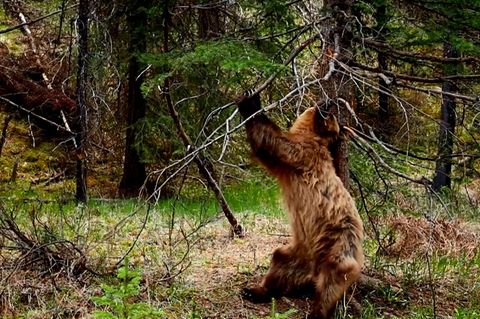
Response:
[237, 92, 364, 319]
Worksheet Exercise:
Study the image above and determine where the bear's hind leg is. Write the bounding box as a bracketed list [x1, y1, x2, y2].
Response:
[309, 257, 361, 319]
[242, 245, 313, 303]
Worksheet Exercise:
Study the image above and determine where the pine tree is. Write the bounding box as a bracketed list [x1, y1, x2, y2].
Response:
[118, 1, 148, 197]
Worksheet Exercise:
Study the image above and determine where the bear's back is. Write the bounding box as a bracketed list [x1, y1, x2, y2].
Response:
[277, 144, 362, 258]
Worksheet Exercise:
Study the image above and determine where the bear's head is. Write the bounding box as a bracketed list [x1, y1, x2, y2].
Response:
[289, 107, 340, 142]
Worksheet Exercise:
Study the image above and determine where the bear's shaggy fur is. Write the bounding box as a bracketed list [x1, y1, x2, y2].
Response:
[237, 93, 364, 319]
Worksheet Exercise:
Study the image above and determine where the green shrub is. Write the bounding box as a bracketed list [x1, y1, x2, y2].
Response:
[92, 263, 164, 319]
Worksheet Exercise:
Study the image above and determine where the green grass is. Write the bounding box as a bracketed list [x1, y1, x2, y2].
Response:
[1, 176, 283, 222]
[154, 177, 283, 219]
[0, 9, 24, 54]
[2, 181, 480, 318]
[1, 141, 480, 318]
[454, 308, 480, 319]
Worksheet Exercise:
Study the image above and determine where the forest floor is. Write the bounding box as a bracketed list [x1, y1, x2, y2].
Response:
[1, 116, 480, 319]
[0, 201, 479, 319]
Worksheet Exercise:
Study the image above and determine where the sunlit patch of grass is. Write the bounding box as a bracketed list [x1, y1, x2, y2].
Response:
[224, 176, 283, 215]
[59, 176, 280, 222]
[152, 176, 283, 219]
[0, 9, 24, 54]
[1, 174, 282, 222]
[0, 30, 23, 53]
[0, 115, 73, 201]
[430, 252, 480, 280]
[454, 307, 480, 319]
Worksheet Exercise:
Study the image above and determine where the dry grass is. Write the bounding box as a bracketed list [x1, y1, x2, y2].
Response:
[383, 215, 480, 259]
[1, 209, 480, 318]
[180, 214, 304, 319]
[0, 213, 302, 319]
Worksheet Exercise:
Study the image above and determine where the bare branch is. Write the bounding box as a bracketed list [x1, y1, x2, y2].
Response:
[351, 61, 480, 84]
[159, 84, 244, 237]
[0, 96, 75, 135]
[254, 34, 321, 94]
[0, 4, 79, 34]
[397, 82, 479, 103]
[344, 126, 432, 185]
[360, 38, 480, 64]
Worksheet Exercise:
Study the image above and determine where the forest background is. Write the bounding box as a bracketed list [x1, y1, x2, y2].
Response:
[0, 0, 479, 318]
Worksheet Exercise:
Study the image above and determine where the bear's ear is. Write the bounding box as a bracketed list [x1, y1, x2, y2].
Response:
[314, 110, 340, 137]
[324, 114, 340, 135]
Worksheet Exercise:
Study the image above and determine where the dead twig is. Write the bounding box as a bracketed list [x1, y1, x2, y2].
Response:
[0, 96, 75, 136]
[160, 83, 244, 237]
[0, 205, 96, 290]
[344, 126, 432, 185]
[31, 170, 66, 185]
[0, 4, 79, 34]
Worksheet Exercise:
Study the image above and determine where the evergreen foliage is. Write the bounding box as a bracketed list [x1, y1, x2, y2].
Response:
[0, 0, 479, 316]
[142, 40, 286, 93]
[92, 263, 164, 319]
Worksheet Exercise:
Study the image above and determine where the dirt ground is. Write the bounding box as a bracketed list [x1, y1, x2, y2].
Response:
[1, 212, 479, 318]
[179, 213, 480, 318]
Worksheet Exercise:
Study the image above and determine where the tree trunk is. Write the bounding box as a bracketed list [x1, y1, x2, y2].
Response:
[75, 0, 89, 203]
[376, 2, 391, 138]
[198, 4, 223, 40]
[432, 43, 458, 191]
[118, 1, 148, 197]
[320, 0, 355, 188]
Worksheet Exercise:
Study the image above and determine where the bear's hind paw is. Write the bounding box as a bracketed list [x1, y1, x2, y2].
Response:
[241, 286, 272, 304]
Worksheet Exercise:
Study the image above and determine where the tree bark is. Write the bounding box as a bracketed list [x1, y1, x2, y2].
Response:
[432, 43, 458, 191]
[320, 0, 355, 188]
[75, 0, 89, 203]
[118, 1, 148, 197]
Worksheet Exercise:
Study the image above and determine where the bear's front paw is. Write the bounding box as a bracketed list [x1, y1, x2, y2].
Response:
[236, 91, 261, 118]
[241, 286, 271, 304]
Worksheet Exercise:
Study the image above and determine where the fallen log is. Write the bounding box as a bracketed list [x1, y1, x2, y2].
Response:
[0, 67, 75, 133]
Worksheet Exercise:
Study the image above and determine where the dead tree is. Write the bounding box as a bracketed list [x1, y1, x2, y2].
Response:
[0, 68, 75, 132]
[75, 0, 89, 203]
[432, 43, 459, 191]
[161, 3, 243, 236]
[319, 0, 356, 188]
